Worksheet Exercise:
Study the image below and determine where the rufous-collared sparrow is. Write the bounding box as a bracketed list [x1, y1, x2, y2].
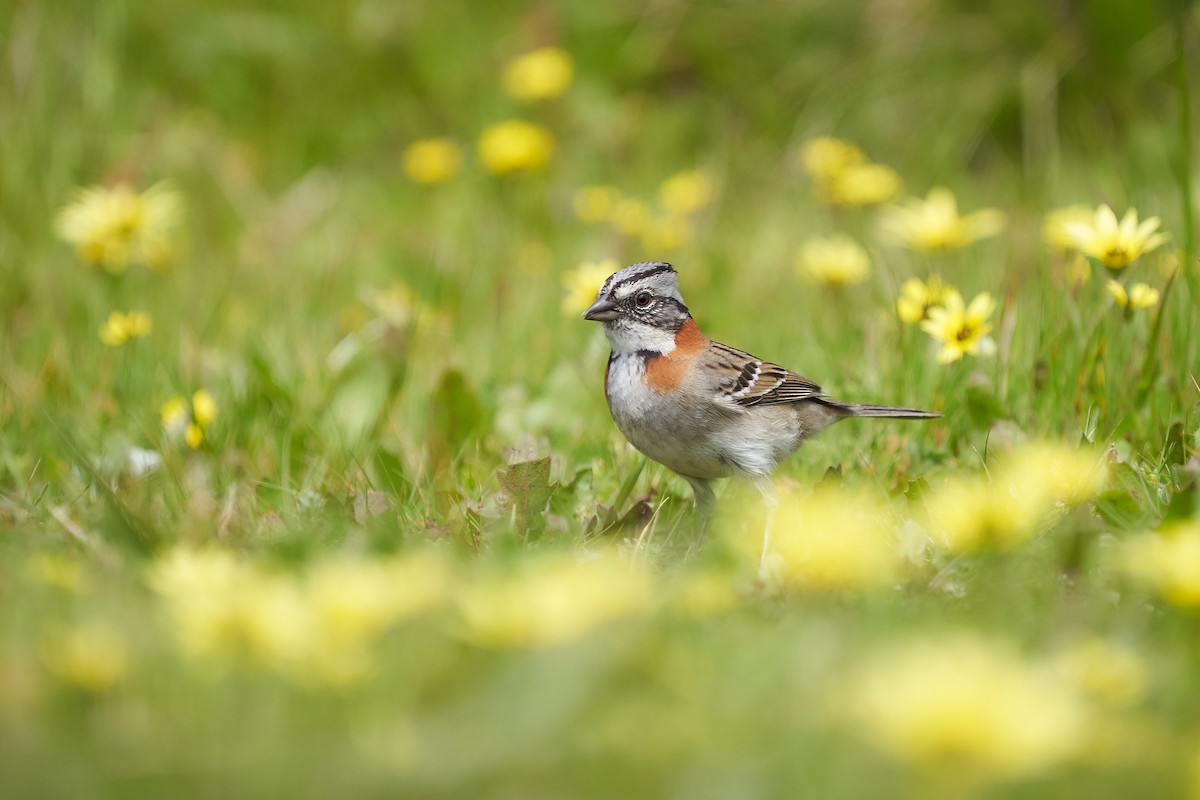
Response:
[585, 261, 938, 552]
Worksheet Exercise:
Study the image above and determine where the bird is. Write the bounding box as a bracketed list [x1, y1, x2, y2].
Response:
[583, 260, 938, 559]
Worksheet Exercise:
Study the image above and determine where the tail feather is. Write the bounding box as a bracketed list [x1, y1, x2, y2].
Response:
[821, 400, 940, 419]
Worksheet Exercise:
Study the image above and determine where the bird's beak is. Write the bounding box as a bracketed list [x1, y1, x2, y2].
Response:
[583, 297, 620, 322]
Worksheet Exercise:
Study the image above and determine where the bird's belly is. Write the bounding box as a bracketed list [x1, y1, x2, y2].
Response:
[605, 355, 811, 480]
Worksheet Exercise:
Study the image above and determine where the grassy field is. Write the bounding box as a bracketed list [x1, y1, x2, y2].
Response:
[2, 1, 1199, 797]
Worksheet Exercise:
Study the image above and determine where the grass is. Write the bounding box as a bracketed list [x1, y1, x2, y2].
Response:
[1, 1, 1199, 797]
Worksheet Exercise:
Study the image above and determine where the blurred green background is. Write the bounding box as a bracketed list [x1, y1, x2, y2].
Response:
[2, 1, 1198, 798]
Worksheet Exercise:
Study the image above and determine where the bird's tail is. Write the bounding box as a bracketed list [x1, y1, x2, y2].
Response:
[821, 400, 941, 419]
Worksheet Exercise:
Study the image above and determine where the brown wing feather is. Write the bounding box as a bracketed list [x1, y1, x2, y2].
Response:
[710, 342, 825, 407]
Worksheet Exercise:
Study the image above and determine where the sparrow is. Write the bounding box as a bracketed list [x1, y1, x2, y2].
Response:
[584, 261, 938, 554]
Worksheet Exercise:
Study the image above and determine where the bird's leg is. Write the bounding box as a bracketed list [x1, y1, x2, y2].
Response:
[753, 477, 779, 569]
[682, 476, 715, 558]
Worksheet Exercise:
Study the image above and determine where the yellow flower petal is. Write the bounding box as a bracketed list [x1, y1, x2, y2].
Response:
[477, 120, 554, 175]
[502, 47, 573, 102]
[401, 138, 462, 185]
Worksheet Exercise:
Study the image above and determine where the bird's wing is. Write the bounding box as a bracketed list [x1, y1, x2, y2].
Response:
[707, 342, 825, 407]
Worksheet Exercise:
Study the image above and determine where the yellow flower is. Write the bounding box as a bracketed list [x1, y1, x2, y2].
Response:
[922, 474, 1043, 553]
[306, 553, 448, 644]
[502, 46, 573, 102]
[401, 138, 461, 184]
[799, 136, 865, 179]
[457, 554, 654, 648]
[795, 234, 871, 286]
[1105, 279, 1160, 312]
[42, 624, 129, 693]
[98, 310, 152, 346]
[161, 390, 217, 448]
[296, 553, 450, 687]
[882, 187, 1006, 252]
[562, 258, 619, 315]
[919, 289, 996, 364]
[1042, 205, 1095, 252]
[670, 569, 741, 617]
[192, 389, 217, 427]
[477, 120, 554, 175]
[148, 548, 311, 670]
[896, 275, 952, 324]
[1120, 519, 1200, 609]
[26, 553, 85, 592]
[1065, 204, 1168, 270]
[658, 169, 715, 216]
[923, 441, 1098, 555]
[610, 196, 652, 236]
[819, 162, 902, 207]
[758, 485, 903, 591]
[1052, 637, 1149, 709]
[639, 215, 693, 252]
[845, 633, 1089, 779]
[56, 182, 181, 272]
[800, 138, 900, 207]
[999, 440, 1105, 507]
[572, 184, 622, 223]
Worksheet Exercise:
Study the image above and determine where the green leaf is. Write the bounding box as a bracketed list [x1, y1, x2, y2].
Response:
[428, 369, 484, 473]
[496, 450, 554, 539]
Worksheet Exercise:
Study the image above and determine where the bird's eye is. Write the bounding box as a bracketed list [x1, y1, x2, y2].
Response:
[635, 291, 653, 308]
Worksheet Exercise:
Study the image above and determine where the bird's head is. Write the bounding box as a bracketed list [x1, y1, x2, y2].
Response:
[583, 261, 691, 355]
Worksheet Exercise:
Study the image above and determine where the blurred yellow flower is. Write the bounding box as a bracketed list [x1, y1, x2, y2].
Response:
[161, 390, 217, 448]
[640, 214, 693, 252]
[1120, 519, 1200, 609]
[896, 275, 952, 324]
[562, 258, 619, 315]
[795, 234, 871, 286]
[1042, 204, 1094, 252]
[572, 184, 622, 224]
[671, 569, 741, 617]
[882, 187, 1005, 252]
[922, 474, 1042, 553]
[42, 624, 129, 693]
[1000, 440, 1104, 508]
[457, 554, 654, 648]
[799, 136, 865, 179]
[800, 138, 900, 207]
[1105, 280, 1159, 312]
[56, 182, 181, 272]
[26, 553, 85, 592]
[611, 196, 652, 236]
[192, 389, 217, 427]
[149, 548, 452, 688]
[149, 548, 311, 669]
[297, 553, 451, 687]
[658, 169, 715, 216]
[477, 120, 554, 175]
[819, 162, 902, 207]
[923, 441, 1098, 555]
[401, 138, 461, 184]
[502, 46, 573, 102]
[1065, 204, 1168, 270]
[307, 552, 448, 644]
[98, 310, 152, 346]
[845, 633, 1089, 778]
[1053, 637, 1149, 709]
[919, 289, 996, 364]
[760, 485, 902, 590]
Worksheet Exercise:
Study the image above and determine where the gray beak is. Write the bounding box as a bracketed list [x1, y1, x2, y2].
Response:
[583, 297, 620, 322]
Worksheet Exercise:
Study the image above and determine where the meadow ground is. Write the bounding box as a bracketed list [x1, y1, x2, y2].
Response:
[2, 1, 1199, 797]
